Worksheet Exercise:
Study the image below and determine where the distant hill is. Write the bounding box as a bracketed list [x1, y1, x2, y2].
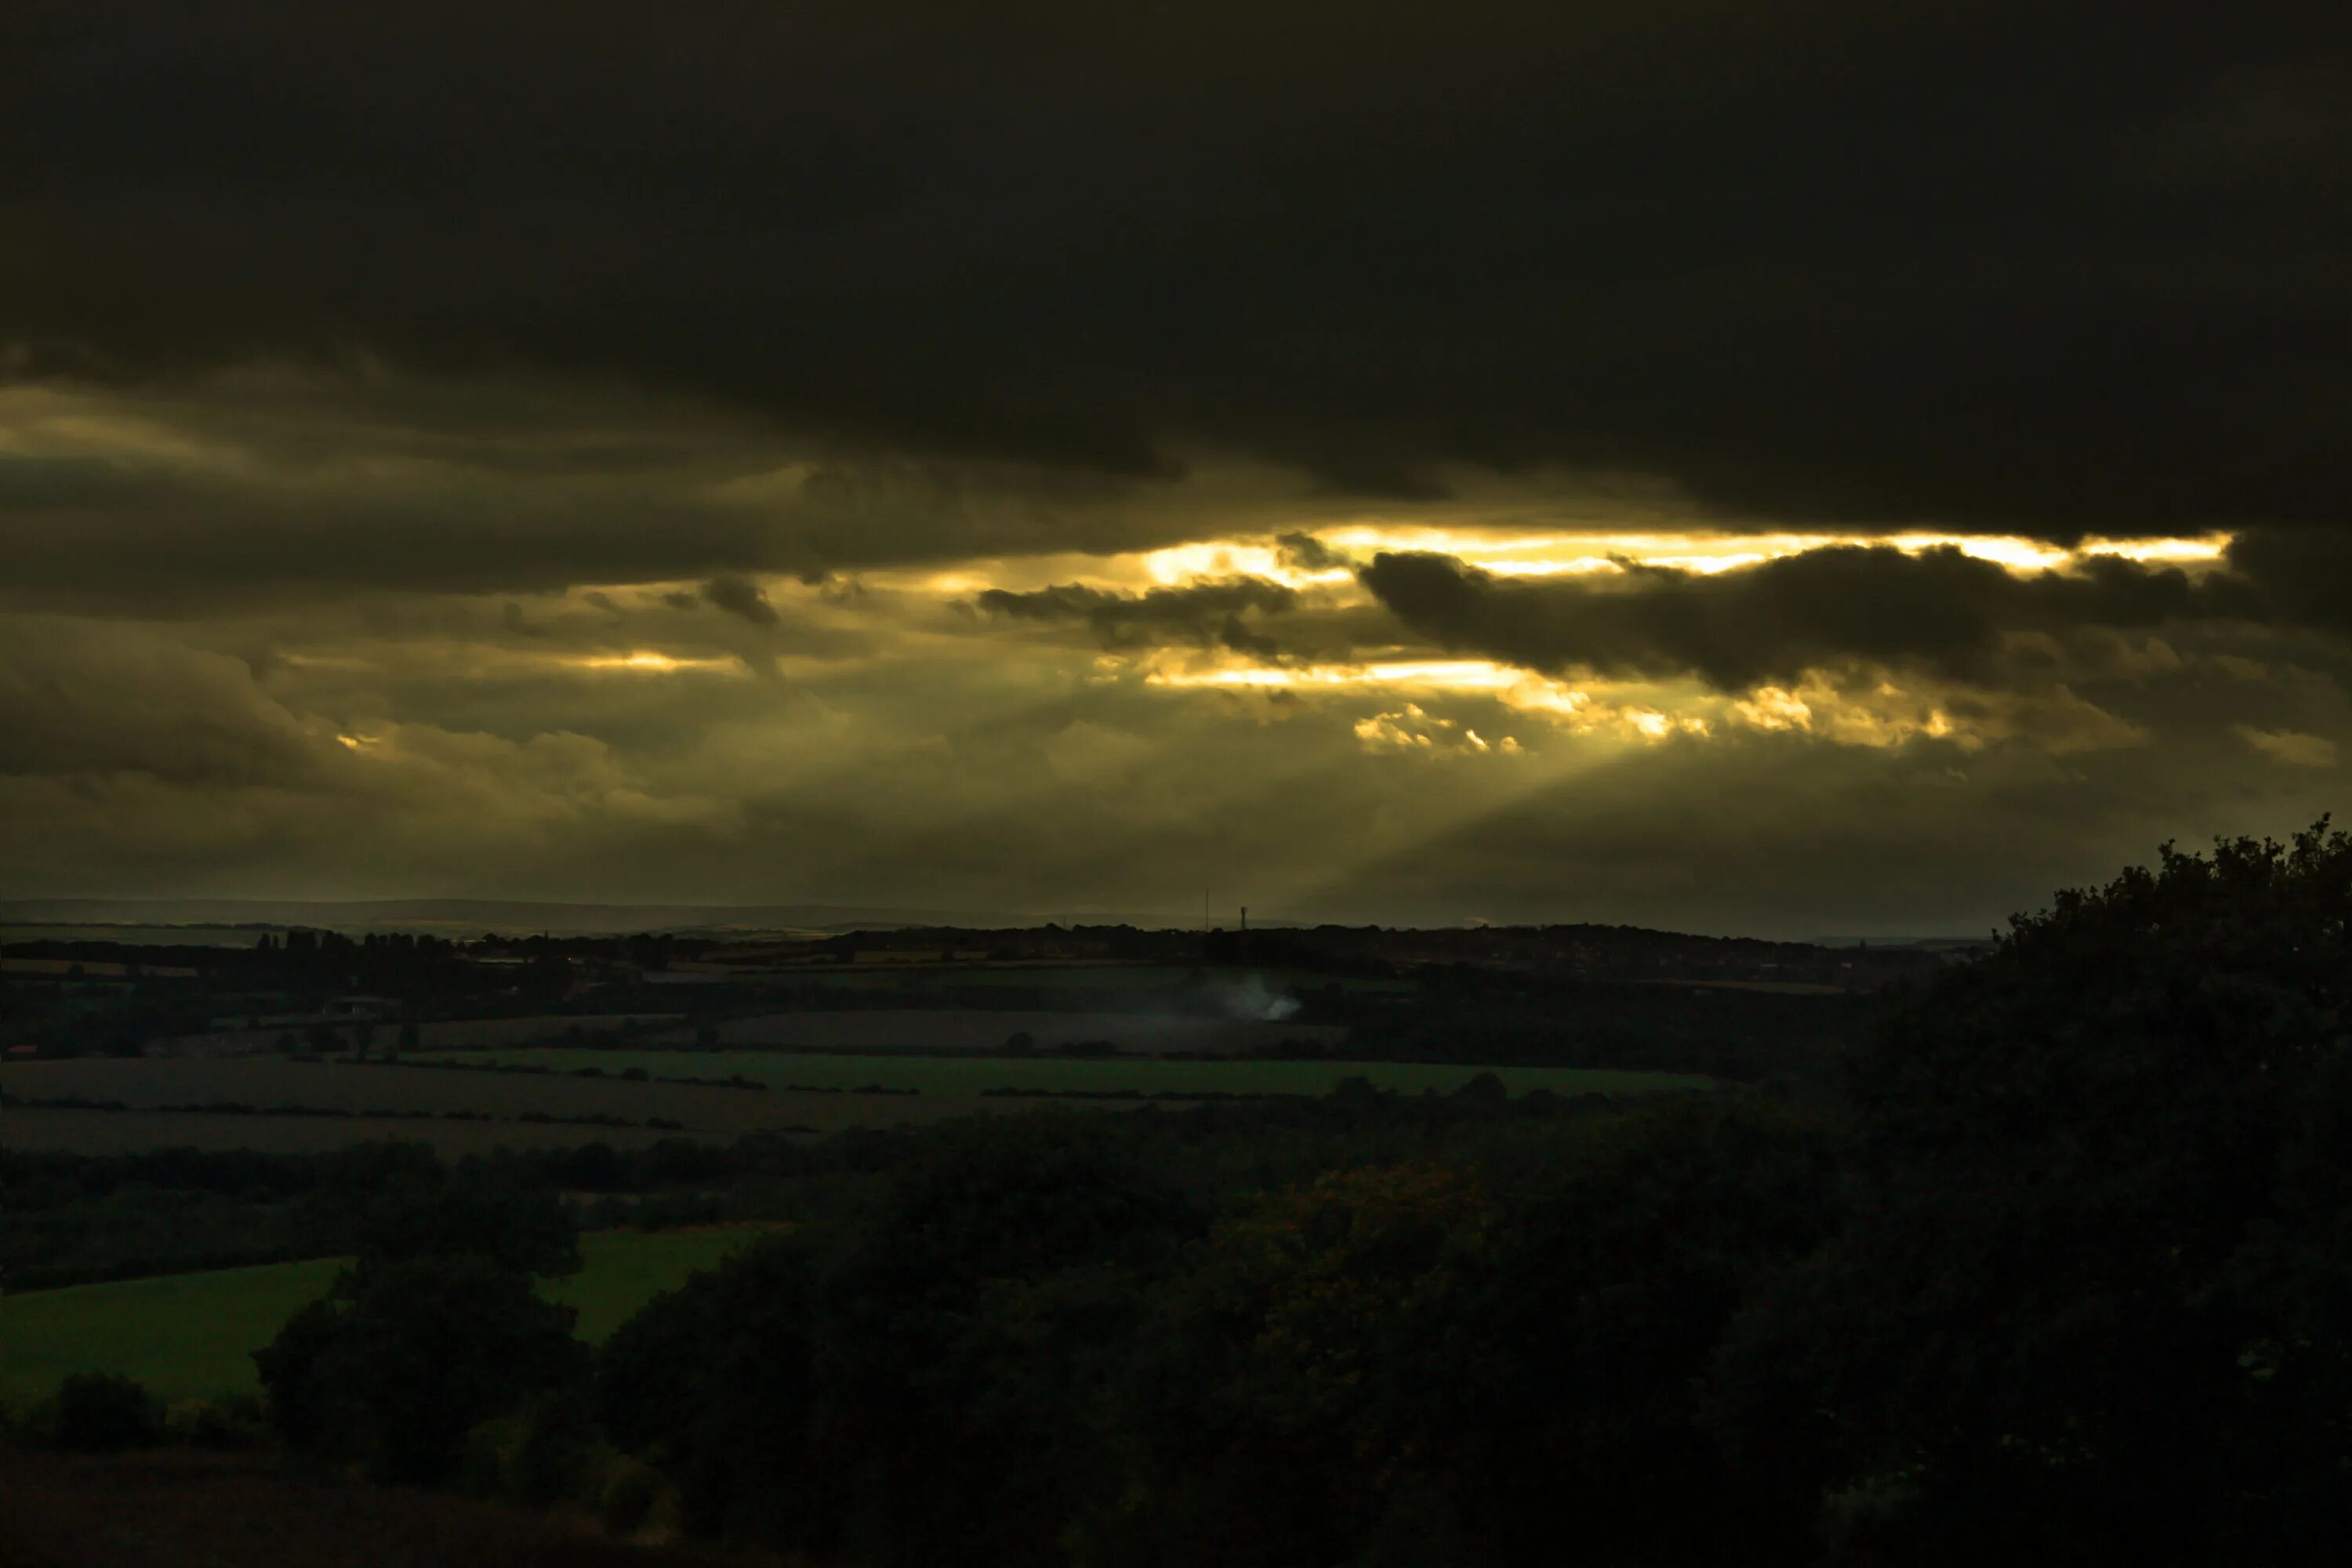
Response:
[0, 898, 1027, 937]
[0, 898, 1263, 938]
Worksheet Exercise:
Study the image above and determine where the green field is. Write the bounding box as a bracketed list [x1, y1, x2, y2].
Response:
[0, 1229, 760, 1410]
[6, 1057, 808, 1131]
[547, 1229, 768, 1341]
[1, 1057, 996, 1155]
[0, 1108, 742, 1156]
[2, 1054, 1710, 1158]
[447, 1050, 1713, 1099]
[151, 1013, 686, 1055]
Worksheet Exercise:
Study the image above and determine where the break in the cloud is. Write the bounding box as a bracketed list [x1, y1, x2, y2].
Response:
[1356, 546, 2268, 691]
[1, 4, 2347, 931]
[975, 578, 1300, 655]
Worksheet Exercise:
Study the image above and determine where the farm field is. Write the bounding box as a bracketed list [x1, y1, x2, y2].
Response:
[0, 1108, 720, 1156]
[550, 1229, 769, 1341]
[0, 1258, 340, 1410]
[0, 1229, 761, 1410]
[152, 1013, 684, 1055]
[449, 1050, 1715, 1099]
[1, 1059, 982, 1154]
[2, 1054, 1709, 1156]
[6, 1058, 797, 1129]
[763, 964, 1414, 995]
[641, 1007, 1348, 1054]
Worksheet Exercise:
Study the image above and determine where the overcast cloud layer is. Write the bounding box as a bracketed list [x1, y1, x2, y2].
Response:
[2, 3, 2348, 933]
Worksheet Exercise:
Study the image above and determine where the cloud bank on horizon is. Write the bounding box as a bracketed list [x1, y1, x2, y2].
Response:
[2, 2, 2347, 934]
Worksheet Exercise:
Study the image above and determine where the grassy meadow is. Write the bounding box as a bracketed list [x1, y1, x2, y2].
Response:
[0, 1109, 731, 1156]
[0, 1229, 761, 1410]
[4, 1054, 1711, 1158]
[0, 1056, 993, 1154]
[151, 1014, 686, 1055]
[447, 1050, 1714, 1098]
[6, 1056, 809, 1128]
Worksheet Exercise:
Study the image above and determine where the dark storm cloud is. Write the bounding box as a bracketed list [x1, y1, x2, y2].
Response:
[976, 578, 1299, 652]
[699, 575, 779, 627]
[0, 455, 155, 509]
[0, 464, 787, 612]
[0, 617, 319, 786]
[1276, 533, 1356, 572]
[1359, 546, 2266, 690]
[5, 3, 2348, 539]
[2224, 528, 2352, 636]
[0, 388, 1181, 612]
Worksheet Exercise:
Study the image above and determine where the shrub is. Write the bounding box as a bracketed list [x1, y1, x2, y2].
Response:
[508, 1390, 605, 1507]
[164, 1394, 267, 1450]
[459, 1397, 619, 1509]
[257, 1257, 591, 1485]
[48, 1372, 162, 1454]
[598, 1453, 671, 1537]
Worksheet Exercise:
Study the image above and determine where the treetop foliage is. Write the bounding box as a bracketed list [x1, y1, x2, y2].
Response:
[205, 821, 2352, 1565]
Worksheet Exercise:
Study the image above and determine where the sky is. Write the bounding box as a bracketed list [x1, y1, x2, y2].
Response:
[2, 3, 2349, 935]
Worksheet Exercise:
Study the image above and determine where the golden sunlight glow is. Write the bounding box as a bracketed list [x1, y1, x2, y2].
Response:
[934, 528, 2237, 605]
[1730, 681, 1972, 749]
[1149, 659, 1526, 692]
[568, 651, 737, 673]
[1730, 687, 1812, 731]
[1145, 659, 1722, 749]
[1352, 703, 1530, 756]
[1318, 528, 2097, 575]
[1139, 654, 2143, 758]
[2080, 535, 2231, 564]
[909, 570, 999, 596]
[1135, 541, 1354, 590]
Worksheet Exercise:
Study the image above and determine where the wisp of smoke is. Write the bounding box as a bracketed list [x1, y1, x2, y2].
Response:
[1219, 975, 1301, 1022]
